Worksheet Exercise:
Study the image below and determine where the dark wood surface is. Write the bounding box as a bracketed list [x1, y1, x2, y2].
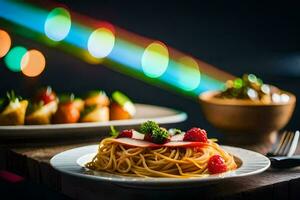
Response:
[1, 137, 300, 200]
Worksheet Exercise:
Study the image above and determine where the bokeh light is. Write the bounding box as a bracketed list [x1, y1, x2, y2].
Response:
[141, 41, 169, 78]
[21, 49, 46, 77]
[87, 28, 115, 58]
[177, 56, 201, 91]
[4, 46, 27, 72]
[44, 7, 71, 41]
[0, 30, 11, 58]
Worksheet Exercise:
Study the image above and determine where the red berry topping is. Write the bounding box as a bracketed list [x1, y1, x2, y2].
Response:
[35, 87, 56, 105]
[118, 130, 133, 138]
[183, 127, 208, 142]
[208, 155, 227, 174]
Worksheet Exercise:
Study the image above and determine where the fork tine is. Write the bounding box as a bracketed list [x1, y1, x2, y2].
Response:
[277, 131, 291, 156]
[273, 131, 288, 155]
[287, 131, 299, 157]
[282, 131, 294, 156]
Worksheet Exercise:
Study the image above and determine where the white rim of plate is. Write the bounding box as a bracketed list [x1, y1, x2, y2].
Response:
[50, 145, 270, 185]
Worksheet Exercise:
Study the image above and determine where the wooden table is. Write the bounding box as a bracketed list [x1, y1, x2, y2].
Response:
[1, 137, 300, 200]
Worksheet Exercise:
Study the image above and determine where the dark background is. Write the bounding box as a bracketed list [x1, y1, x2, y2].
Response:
[0, 0, 299, 138]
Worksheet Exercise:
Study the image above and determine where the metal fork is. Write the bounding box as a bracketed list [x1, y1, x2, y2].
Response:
[267, 130, 300, 168]
[267, 131, 300, 157]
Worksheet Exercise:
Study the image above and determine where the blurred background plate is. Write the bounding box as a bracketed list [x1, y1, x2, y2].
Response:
[0, 104, 187, 140]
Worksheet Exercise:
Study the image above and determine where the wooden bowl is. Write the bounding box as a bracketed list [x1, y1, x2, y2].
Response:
[199, 91, 296, 146]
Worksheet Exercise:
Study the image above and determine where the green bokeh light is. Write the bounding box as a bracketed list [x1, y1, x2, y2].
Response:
[4, 46, 27, 72]
[141, 42, 169, 78]
[44, 7, 71, 41]
[177, 57, 201, 91]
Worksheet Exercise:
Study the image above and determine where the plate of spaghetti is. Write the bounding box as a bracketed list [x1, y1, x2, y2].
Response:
[50, 121, 270, 187]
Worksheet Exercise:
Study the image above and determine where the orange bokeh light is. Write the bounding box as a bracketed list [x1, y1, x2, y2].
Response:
[0, 30, 11, 58]
[21, 50, 46, 77]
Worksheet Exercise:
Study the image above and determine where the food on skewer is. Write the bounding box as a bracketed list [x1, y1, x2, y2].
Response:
[0, 88, 136, 125]
[80, 105, 109, 122]
[80, 90, 109, 122]
[110, 91, 136, 120]
[84, 90, 110, 107]
[26, 86, 58, 125]
[52, 94, 81, 124]
[0, 91, 28, 125]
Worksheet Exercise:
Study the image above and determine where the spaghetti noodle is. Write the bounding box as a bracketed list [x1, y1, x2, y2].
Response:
[86, 137, 237, 178]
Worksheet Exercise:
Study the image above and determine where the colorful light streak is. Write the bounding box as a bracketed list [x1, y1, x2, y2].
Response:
[0, 0, 235, 98]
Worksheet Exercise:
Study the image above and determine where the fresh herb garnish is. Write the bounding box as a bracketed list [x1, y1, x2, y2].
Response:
[172, 128, 182, 135]
[139, 121, 169, 144]
[110, 126, 119, 137]
[58, 93, 75, 103]
[140, 120, 159, 134]
[80, 105, 97, 117]
[111, 91, 132, 107]
[85, 90, 106, 98]
[151, 127, 169, 144]
[6, 90, 21, 102]
[26, 101, 43, 115]
[0, 98, 8, 113]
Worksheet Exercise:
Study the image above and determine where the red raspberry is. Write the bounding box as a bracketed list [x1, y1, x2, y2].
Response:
[208, 155, 227, 174]
[118, 130, 133, 138]
[183, 127, 208, 143]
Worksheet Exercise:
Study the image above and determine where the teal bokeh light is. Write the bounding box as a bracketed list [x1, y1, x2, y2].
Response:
[4, 46, 27, 72]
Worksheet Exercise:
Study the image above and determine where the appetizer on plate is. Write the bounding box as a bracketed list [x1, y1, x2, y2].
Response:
[80, 105, 109, 123]
[110, 91, 136, 120]
[52, 94, 81, 124]
[26, 86, 58, 125]
[0, 91, 28, 125]
[0, 88, 136, 125]
[81, 90, 110, 122]
[86, 121, 237, 178]
[84, 90, 110, 107]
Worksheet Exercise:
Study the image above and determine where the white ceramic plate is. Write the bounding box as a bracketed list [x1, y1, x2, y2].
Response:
[50, 144, 270, 188]
[0, 104, 187, 139]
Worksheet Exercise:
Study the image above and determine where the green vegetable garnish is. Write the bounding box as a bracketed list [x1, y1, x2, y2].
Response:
[151, 127, 169, 144]
[80, 105, 97, 117]
[233, 78, 243, 89]
[0, 98, 8, 113]
[111, 91, 132, 107]
[110, 126, 119, 137]
[6, 90, 21, 102]
[0, 91, 22, 113]
[85, 90, 106, 98]
[172, 128, 182, 135]
[139, 121, 169, 144]
[26, 101, 43, 115]
[219, 74, 275, 101]
[140, 120, 159, 134]
[58, 93, 75, 103]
